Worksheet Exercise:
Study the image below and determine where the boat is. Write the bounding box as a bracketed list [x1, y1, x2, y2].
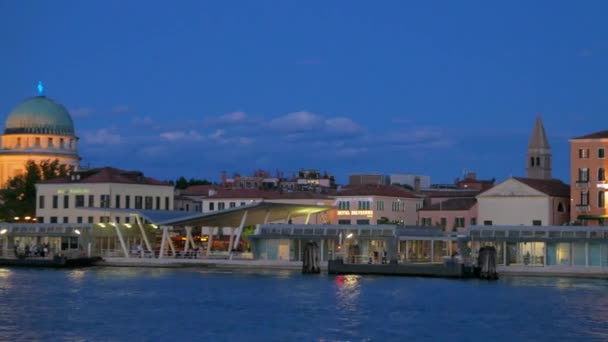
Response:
[328, 258, 480, 278]
[0, 255, 103, 268]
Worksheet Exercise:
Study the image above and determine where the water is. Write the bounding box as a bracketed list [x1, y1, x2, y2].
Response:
[0, 267, 607, 341]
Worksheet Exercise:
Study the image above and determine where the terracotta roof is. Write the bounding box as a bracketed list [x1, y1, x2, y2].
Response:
[420, 189, 481, 198]
[181, 186, 333, 200]
[42, 167, 170, 186]
[419, 198, 477, 211]
[571, 130, 608, 140]
[334, 185, 419, 198]
[513, 177, 570, 198]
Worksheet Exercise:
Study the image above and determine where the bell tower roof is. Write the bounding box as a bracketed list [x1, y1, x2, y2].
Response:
[528, 115, 550, 150]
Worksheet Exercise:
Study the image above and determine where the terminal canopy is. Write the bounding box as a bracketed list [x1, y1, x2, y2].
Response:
[83, 201, 331, 227]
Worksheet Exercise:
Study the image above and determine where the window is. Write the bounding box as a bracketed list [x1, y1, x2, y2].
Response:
[578, 168, 589, 182]
[135, 196, 143, 209]
[599, 191, 605, 208]
[100, 195, 110, 208]
[125, 216, 130, 223]
[599, 168, 606, 182]
[116, 217, 120, 223]
[579, 148, 590, 158]
[145, 196, 153, 209]
[218, 202, 225, 210]
[338, 201, 350, 210]
[580, 192, 590, 205]
[209, 202, 215, 211]
[557, 202, 565, 212]
[165, 197, 170, 210]
[52, 195, 58, 209]
[356, 219, 370, 225]
[50, 217, 58, 223]
[471, 217, 477, 225]
[60, 138, 65, 149]
[75, 195, 84, 208]
[77, 217, 83, 224]
[483, 220, 493, 226]
[440, 217, 447, 228]
[125, 196, 131, 209]
[229, 202, 236, 208]
[421, 217, 432, 226]
[100, 216, 110, 223]
[376, 200, 384, 211]
[63, 217, 68, 223]
[156, 197, 160, 210]
[63, 195, 69, 209]
[357, 201, 370, 210]
[392, 201, 401, 211]
[88, 216, 94, 224]
[48, 137, 53, 147]
[37, 217, 44, 223]
[530, 156, 535, 167]
[455, 217, 465, 228]
[338, 219, 351, 225]
[88, 195, 94, 207]
[599, 148, 605, 159]
[240, 202, 246, 206]
[38, 195, 45, 209]
[185, 204, 190, 211]
[34, 137, 40, 147]
[115, 195, 121, 208]
[532, 220, 542, 226]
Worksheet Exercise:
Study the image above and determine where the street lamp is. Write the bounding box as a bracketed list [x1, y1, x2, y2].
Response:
[0, 229, 7, 235]
[74, 229, 81, 235]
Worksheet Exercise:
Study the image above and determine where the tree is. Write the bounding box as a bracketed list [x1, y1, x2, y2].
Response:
[0, 159, 73, 222]
[174, 176, 213, 189]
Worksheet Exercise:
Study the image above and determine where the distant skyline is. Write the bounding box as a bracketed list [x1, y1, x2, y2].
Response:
[2, 1, 608, 184]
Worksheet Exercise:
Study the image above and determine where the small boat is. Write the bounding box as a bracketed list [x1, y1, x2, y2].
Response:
[0, 255, 102, 268]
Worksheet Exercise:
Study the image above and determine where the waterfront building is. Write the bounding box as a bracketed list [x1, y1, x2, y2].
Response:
[35, 167, 174, 224]
[332, 184, 423, 225]
[0, 84, 80, 186]
[569, 130, 608, 224]
[417, 197, 477, 231]
[476, 177, 570, 226]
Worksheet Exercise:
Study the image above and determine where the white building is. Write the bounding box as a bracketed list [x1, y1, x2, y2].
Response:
[333, 185, 423, 225]
[476, 177, 570, 226]
[35, 167, 174, 224]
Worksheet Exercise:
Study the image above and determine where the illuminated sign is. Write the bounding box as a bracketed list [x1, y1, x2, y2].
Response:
[337, 210, 373, 217]
[57, 188, 90, 195]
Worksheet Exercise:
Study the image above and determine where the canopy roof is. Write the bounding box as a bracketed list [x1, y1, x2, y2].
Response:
[82, 201, 331, 227]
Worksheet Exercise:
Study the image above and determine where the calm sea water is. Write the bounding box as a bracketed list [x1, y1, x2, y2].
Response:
[0, 267, 607, 341]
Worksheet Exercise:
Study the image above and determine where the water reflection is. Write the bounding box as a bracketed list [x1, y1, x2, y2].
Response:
[334, 275, 361, 310]
[0, 268, 13, 290]
[68, 270, 85, 284]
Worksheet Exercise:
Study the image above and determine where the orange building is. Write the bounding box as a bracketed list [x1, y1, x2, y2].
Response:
[569, 130, 608, 224]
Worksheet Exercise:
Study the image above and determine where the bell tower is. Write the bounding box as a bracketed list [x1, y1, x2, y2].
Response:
[526, 115, 552, 179]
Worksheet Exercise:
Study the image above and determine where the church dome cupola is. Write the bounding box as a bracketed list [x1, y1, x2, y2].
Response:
[4, 84, 75, 135]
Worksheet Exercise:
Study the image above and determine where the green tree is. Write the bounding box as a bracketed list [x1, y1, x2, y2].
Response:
[174, 176, 213, 189]
[0, 159, 73, 222]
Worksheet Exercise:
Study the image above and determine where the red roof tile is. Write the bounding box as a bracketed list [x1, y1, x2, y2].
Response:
[571, 130, 608, 140]
[334, 184, 419, 198]
[42, 167, 170, 186]
[513, 177, 570, 198]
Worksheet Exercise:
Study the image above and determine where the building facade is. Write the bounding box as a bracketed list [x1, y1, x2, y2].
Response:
[476, 177, 570, 226]
[35, 167, 174, 224]
[333, 185, 423, 225]
[569, 130, 608, 224]
[418, 198, 478, 231]
[0, 86, 80, 186]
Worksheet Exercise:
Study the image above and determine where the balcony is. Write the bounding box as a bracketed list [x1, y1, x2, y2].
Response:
[576, 180, 589, 189]
[576, 204, 590, 212]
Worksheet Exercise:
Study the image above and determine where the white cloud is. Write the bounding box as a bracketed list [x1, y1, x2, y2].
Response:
[81, 129, 122, 145]
[209, 129, 225, 140]
[160, 130, 204, 142]
[324, 117, 361, 133]
[132, 116, 156, 127]
[219, 111, 247, 122]
[268, 111, 322, 131]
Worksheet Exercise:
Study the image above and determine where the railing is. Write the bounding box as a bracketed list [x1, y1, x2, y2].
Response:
[99, 249, 253, 260]
[576, 204, 590, 212]
[576, 180, 589, 189]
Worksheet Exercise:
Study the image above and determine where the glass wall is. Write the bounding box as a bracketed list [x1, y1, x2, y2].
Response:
[547, 242, 571, 266]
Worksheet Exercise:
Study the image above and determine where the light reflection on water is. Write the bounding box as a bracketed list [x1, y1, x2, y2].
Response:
[0, 268, 607, 341]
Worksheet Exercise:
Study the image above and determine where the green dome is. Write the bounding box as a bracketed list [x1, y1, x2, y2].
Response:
[5, 96, 74, 135]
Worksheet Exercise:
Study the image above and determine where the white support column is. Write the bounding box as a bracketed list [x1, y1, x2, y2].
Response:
[503, 241, 507, 266]
[430, 239, 434, 263]
[585, 242, 589, 267]
[304, 213, 312, 225]
[167, 229, 176, 256]
[134, 215, 152, 253]
[114, 223, 129, 258]
[227, 227, 236, 253]
[405, 240, 409, 262]
[264, 210, 271, 224]
[206, 227, 214, 256]
[186, 226, 198, 250]
[230, 211, 249, 260]
[159, 226, 168, 259]
[184, 227, 191, 252]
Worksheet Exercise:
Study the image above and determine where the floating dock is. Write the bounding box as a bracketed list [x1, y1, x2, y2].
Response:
[0, 256, 102, 268]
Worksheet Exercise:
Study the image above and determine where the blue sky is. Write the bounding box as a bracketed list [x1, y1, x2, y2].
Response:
[1, 1, 607, 184]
